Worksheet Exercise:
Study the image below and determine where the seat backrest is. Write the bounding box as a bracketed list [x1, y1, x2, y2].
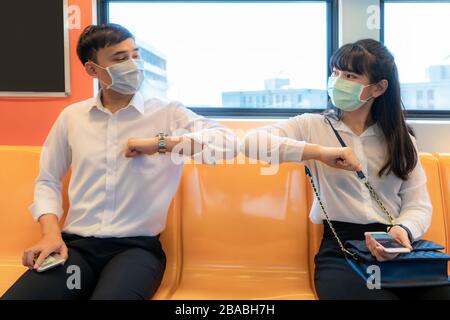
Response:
[306, 176, 321, 293]
[420, 154, 447, 246]
[180, 161, 311, 271]
[0, 147, 42, 256]
[436, 153, 450, 255]
[153, 192, 182, 299]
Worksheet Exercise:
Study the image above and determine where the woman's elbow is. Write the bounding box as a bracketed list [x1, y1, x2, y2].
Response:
[242, 132, 259, 160]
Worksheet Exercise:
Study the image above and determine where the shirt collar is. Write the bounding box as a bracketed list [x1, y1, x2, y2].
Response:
[89, 90, 145, 115]
[328, 116, 382, 138]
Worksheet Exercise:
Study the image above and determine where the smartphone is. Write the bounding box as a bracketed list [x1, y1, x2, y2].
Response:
[365, 232, 411, 254]
[35, 253, 67, 273]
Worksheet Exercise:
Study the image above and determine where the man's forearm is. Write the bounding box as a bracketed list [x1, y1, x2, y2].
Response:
[126, 136, 202, 157]
[38, 214, 62, 237]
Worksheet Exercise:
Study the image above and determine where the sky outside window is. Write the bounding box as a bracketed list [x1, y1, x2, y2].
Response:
[384, 2, 450, 110]
[109, 2, 328, 108]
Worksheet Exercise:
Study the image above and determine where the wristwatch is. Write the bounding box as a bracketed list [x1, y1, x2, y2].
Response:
[156, 132, 168, 154]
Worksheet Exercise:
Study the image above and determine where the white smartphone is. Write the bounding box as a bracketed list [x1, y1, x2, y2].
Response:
[365, 232, 411, 254]
[35, 253, 67, 273]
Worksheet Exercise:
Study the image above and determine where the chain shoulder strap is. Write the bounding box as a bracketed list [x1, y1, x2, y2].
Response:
[361, 179, 395, 223]
[305, 166, 357, 259]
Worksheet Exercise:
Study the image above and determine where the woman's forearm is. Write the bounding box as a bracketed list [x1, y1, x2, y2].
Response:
[302, 143, 323, 161]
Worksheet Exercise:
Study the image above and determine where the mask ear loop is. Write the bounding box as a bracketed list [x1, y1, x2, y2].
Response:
[90, 61, 114, 89]
[104, 68, 114, 90]
[359, 83, 375, 103]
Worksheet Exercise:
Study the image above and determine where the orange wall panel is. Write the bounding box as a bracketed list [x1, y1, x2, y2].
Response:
[0, 0, 94, 146]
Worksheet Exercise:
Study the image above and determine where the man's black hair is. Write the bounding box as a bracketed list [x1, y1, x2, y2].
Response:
[76, 23, 134, 65]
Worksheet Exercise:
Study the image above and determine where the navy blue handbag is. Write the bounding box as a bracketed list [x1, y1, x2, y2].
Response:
[304, 117, 450, 288]
[345, 239, 450, 288]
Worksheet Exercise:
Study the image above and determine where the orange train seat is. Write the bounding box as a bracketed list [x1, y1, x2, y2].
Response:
[168, 162, 315, 299]
[436, 153, 450, 274]
[0, 146, 449, 299]
[0, 146, 181, 299]
[0, 147, 42, 295]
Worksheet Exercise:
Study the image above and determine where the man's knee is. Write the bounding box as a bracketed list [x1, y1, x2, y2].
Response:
[1, 249, 95, 300]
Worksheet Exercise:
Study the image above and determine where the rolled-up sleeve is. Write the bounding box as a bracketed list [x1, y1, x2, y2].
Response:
[170, 103, 239, 164]
[394, 139, 432, 241]
[29, 111, 71, 222]
[243, 113, 311, 164]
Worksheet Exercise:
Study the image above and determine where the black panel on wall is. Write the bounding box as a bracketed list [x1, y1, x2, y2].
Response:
[0, 0, 69, 96]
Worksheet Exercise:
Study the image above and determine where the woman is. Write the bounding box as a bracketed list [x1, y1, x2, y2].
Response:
[244, 39, 450, 299]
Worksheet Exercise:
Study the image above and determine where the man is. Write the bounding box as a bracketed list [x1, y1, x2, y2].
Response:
[2, 23, 238, 300]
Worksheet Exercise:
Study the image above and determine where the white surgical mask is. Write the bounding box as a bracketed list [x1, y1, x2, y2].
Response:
[94, 59, 145, 95]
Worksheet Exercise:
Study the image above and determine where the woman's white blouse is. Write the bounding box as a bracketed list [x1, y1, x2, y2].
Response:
[244, 113, 432, 241]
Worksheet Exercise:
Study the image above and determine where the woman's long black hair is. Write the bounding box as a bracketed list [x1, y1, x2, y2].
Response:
[325, 39, 417, 181]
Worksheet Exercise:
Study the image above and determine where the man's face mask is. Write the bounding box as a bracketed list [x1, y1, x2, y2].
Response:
[327, 76, 374, 111]
[93, 59, 145, 95]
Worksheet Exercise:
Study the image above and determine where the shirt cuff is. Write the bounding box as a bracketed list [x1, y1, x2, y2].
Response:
[279, 138, 306, 163]
[29, 202, 63, 222]
[395, 220, 421, 242]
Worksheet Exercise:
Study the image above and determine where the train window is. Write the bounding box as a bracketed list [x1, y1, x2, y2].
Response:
[384, 1, 450, 114]
[105, 1, 330, 117]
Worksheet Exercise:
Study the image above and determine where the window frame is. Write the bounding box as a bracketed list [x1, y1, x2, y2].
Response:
[99, 0, 450, 119]
[98, 0, 336, 118]
[381, 0, 450, 119]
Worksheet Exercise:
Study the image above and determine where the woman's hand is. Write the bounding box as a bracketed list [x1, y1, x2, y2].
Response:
[317, 145, 363, 172]
[365, 226, 413, 262]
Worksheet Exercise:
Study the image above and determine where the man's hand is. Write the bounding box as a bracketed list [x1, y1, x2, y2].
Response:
[23, 214, 68, 270]
[365, 226, 413, 262]
[125, 137, 159, 157]
[23, 233, 68, 270]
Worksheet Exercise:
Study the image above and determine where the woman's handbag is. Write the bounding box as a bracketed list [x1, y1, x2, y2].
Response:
[305, 116, 450, 288]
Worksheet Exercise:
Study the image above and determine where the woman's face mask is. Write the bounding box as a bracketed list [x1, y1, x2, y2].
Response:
[93, 59, 145, 95]
[327, 76, 374, 111]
